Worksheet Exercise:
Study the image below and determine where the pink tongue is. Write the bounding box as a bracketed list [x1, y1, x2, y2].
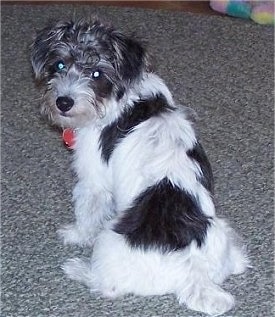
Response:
[62, 128, 75, 149]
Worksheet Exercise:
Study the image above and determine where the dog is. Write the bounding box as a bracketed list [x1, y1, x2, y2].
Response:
[31, 19, 249, 316]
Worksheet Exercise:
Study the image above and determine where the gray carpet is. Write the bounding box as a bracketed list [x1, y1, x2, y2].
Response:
[1, 4, 274, 317]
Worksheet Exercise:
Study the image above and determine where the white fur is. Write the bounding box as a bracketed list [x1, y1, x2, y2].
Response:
[63, 219, 247, 316]
[57, 73, 249, 316]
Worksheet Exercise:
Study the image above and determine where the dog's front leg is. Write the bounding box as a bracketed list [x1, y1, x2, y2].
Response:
[58, 181, 113, 247]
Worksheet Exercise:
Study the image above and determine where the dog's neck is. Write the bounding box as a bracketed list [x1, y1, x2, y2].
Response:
[99, 72, 174, 126]
[68, 72, 174, 135]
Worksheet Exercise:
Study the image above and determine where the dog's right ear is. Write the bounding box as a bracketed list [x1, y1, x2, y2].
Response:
[31, 22, 73, 83]
[31, 25, 54, 83]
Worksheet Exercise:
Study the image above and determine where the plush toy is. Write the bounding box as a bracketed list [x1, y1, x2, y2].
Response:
[210, 0, 274, 25]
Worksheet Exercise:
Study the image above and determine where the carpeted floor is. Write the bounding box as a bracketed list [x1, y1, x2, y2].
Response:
[1, 4, 274, 317]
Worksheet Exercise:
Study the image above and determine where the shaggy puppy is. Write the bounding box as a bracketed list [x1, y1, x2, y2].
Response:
[31, 19, 248, 316]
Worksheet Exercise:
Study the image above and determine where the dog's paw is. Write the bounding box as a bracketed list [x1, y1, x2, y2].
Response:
[63, 258, 90, 282]
[101, 286, 121, 299]
[58, 224, 82, 245]
[180, 285, 235, 316]
[57, 224, 95, 247]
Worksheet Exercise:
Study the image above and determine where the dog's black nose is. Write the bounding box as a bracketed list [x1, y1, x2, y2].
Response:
[56, 96, 74, 112]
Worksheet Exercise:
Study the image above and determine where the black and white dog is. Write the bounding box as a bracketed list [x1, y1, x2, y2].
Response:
[31, 19, 248, 316]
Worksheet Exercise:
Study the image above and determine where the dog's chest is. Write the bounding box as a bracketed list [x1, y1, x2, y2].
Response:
[73, 127, 111, 186]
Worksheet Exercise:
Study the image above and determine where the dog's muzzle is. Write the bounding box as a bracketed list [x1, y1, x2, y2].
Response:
[56, 96, 74, 112]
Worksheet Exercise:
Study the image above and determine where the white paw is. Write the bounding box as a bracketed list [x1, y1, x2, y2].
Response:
[62, 257, 96, 290]
[102, 287, 120, 299]
[231, 248, 251, 275]
[181, 285, 235, 316]
[57, 224, 95, 246]
[63, 258, 89, 282]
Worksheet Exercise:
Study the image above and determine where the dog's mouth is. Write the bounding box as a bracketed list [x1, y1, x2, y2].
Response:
[59, 111, 72, 117]
[51, 107, 76, 128]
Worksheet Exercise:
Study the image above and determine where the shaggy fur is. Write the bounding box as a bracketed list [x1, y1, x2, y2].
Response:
[31, 19, 249, 316]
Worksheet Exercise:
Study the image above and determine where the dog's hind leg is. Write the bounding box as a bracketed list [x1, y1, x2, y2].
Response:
[175, 219, 248, 316]
[174, 246, 235, 316]
[62, 256, 124, 298]
[176, 277, 235, 316]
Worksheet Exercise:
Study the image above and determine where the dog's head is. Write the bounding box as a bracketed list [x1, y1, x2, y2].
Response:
[31, 19, 147, 128]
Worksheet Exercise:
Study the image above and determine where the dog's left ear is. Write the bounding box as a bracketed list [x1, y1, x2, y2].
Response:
[111, 32, 148, 82]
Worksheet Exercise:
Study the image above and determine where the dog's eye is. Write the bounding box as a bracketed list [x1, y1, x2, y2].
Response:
[55, 61, 66, 71]
[92, 70, 101, 79]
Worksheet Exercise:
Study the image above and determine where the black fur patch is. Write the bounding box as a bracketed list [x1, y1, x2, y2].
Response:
[91, 74, 114, 99]
[99, 94, 173, 162]
[115, 37, 145, 82]
[114, 178, 211, 252]
[187, 143, 214, 194]
[116, 87, 125, 101]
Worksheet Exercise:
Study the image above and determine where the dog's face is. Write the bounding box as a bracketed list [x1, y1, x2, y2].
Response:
[31, 20, 147, 128]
